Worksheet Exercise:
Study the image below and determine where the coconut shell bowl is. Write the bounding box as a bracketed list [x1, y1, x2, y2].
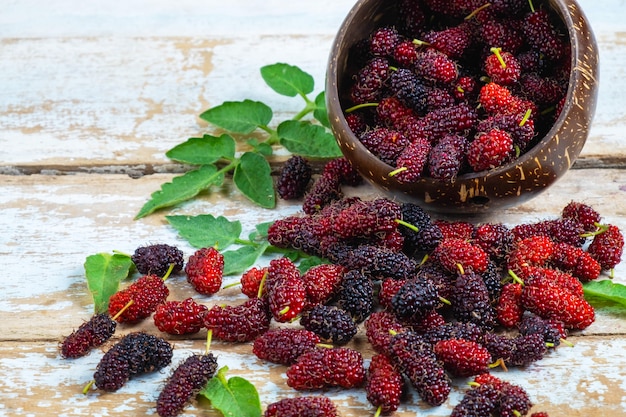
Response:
[326, 0, 599, 214]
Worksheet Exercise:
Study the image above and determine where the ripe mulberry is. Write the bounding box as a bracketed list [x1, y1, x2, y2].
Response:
[202, 298, 271, 342]
[266, 260, 308, 322]
[336, 269, 374, 323]
[364, 310, 406, 356]
[390, 331, 451, 406]
[131, 243, 184, 277]
[108, 274, 169, 323]
[433, 338, 492, 377]
[300, 304, 357, 345]
[185, 247, 224, 295]
[93, 332, 173, 391]
[286, 347, 366, 390]
[391, 278, 440, 320]
[156, 353, 218, 417]
[264, 396, 339, 417]
[302, 172, 343, 215]
[337, 244, 418, 280]
[153, 298, 208, 335]
[451, 271, 497, 330]
[60, 313, 116, 359]
[276, 155, 312, 200]
[588, 224, 624, 271]
[366, 354, 404, 414]
[302, 263, 345, 305]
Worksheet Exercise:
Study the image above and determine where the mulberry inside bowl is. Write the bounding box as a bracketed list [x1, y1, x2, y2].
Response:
[326, 0, 599, 214]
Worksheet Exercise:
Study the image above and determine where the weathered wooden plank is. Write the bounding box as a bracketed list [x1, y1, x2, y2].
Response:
[1, 335, 625, 416]
[1, 1, 625, 171]
[0, 169, 624, 342]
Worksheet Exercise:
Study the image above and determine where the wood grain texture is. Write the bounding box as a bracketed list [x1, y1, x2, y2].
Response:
[1, 0, 625, 171]
[1, 170, 625, 416]
[1, 0, 626, 416]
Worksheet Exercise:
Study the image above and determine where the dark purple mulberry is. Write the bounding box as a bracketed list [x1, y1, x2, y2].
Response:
[300, 304, 358, 345]
[451, 271, 497, 329]
[156, 353, 218, 417]
[322, 157, 363, 186]
[389, 68, 429, 114]
[359, 127, 409, 166]
[428, 134, 468, 181]
[93, 332, 173, 392]
[391, 278, 440, 320]
[276, 155, 312, 200]
[509, 333, 547, 366]
[390, 331, 451, 406]
[302, 173, 343, 215]
[131, 243, 184, 277]
[518, 311, 562, 346]
[349, 57, 390, 105]
[60, 313, 116, 359]
[422, 321, 485, 346]
[451, 382, 500, 417]
[337, 244, 419, 280]
[336, 270, 374, 323]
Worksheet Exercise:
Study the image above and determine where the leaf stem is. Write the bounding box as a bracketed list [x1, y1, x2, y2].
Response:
[292, 94, 316, 121]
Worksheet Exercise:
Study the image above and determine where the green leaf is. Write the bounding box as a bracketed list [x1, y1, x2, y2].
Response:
[233, 152, 276, 209]
[313, 91, 330, 128]
[84, 253, 133, 314]
[583, 279, 626, 308]
[277, 120, 342, 158]
[166, 134, 236, 165]
[245, 139, 274, 157]
[223, 242, 270, 276]
[260, 63, 314, 97]
[166, 214, 242, 250]
[135, 165, 225, 219]
[250, 221, 272, 241]
[297, 256, 328, 274]
[200, 366, 262, 417]
[199, 100, 273, 134]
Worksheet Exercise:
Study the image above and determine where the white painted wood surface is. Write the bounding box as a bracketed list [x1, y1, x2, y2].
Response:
[1, 1, 626, 416]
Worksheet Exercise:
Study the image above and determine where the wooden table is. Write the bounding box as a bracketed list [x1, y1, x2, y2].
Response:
[1, 1, 625, 416]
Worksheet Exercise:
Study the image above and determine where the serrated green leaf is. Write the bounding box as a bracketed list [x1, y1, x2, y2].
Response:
[277, 120, 342, 158]
[223, 243, 270, 276]
[200, 366, 262, 417]
[583, 279, 626, 308]
[233, 152, 276, 208]
[199, 100, 273, 134]
[84, 253, 133, 314]
[166, 214, 242, 250]
[313, 91, 330, 128]
[135, 165, 224, 219]
[260, 63, 314, 97]
[166, 134, 236, 165]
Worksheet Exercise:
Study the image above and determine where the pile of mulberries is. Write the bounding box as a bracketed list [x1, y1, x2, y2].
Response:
[344, 0, 573, 182]
[263, 193, 622, 414]
[62, 192, 623, 416]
